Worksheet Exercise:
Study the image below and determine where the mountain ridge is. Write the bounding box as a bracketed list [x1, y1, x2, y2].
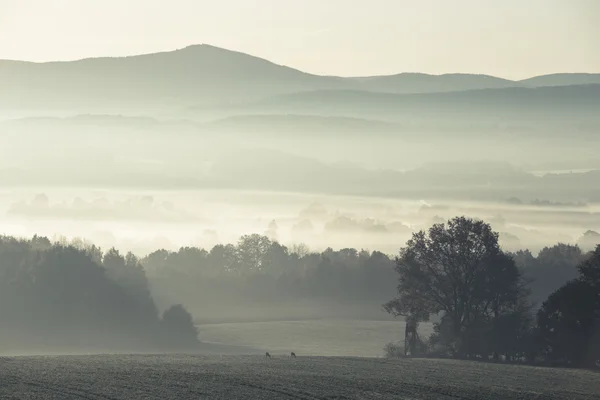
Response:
[2, 44, 599, 111]
[2, 44, 596, 84]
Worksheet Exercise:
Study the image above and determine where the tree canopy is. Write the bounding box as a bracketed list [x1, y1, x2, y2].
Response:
[536, 245, 600, 367]
[0, 236, 198, 353]
[385, 216, 530, 358]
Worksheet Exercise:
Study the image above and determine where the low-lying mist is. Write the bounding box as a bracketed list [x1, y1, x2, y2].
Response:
[2, 113, 600, 174]
[1, 188, 597, 257]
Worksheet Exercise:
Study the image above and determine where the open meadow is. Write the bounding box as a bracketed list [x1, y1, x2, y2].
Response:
[1, 354, 598, 399]
[198, 319, 434, 358]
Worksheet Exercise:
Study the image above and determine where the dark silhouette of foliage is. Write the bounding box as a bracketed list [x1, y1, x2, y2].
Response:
[0, 235, 198, 353]
[536, 245, 600, 368]
[578, 244, 600, 285]
[142, 237, 398, 321]
[161, 304, 199, 348]
[385, 216, 530, 359]
[526, 244, 583, 307]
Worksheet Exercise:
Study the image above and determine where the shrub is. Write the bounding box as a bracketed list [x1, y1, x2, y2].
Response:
[161, 304, 199, 349]
[384, 342, 405, 358]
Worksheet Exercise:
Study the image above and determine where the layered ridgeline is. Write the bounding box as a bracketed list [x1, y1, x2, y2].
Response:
[1, 44, 600, 111]
[2, 45, 599, 178]
[1, 45, 599, 207]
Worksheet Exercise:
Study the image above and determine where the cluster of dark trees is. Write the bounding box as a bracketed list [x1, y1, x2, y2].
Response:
[513, 243, 586, 306]
[384, 216, 599, 368]
[143, 236, 398, 322]
[142, 232, 589, 324]
[0, 235, 198, 353]
[0, 217, 595, 365]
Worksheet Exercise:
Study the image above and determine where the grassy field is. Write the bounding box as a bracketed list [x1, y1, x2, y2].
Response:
[1, 354, 598, 399]
[199, 319, 434, 358]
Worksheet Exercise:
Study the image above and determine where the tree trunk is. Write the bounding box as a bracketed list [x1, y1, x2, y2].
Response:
[404, 317, 419, 356]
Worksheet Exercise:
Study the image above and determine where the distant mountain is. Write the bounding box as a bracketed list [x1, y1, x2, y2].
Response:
[520, 73, 600, 87]
[2, 44, 599, 112]
[4, 84, 599, 141]
[353, 73, 516, 93]
[0, 114, 201, 137]
[234, 84, 600, 122]
[3, 114, 163, 128]
[207, 114, 400, 135]
[0, 44, 346, 109]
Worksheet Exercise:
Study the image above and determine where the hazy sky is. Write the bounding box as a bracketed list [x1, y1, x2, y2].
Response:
[1, 0, 598, 79]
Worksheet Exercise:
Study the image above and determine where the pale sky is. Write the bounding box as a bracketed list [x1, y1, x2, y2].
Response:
[0, 0, 598, 79]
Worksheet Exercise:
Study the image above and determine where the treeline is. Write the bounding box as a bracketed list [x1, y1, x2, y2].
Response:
[141, 233, 588, 323]
[385, 216, 599, 369]
[0, 220, 595, 362]
[512, 244, 585, 307]
[0, 235, 198, 353]
[143, 236, 398, 322]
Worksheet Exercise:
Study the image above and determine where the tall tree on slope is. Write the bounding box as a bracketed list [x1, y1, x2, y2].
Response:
[385, 216, 529, 357]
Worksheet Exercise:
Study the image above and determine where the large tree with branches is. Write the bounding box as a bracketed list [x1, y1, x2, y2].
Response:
[385, 216, 530, 358]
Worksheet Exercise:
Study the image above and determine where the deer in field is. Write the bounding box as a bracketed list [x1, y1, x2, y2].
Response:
[290, 352, 296, 358]
[265, 352, 271, 358]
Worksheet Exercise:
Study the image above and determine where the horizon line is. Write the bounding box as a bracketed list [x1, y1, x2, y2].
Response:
[1, 43, 599, 82]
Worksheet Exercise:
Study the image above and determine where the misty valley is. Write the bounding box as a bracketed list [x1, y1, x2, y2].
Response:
[1, 37, 600, 399]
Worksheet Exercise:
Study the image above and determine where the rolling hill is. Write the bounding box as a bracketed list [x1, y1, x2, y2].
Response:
[352, 72, 517, 93]
[520, 73, 600, 87]
[2, 44, 599, 112]
[228, 84, 600, 123]
[0, 44, 346, 109]
[207, 114, 401, 135]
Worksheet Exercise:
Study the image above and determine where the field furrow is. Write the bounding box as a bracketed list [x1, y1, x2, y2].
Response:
[1, 355, 598, 400]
